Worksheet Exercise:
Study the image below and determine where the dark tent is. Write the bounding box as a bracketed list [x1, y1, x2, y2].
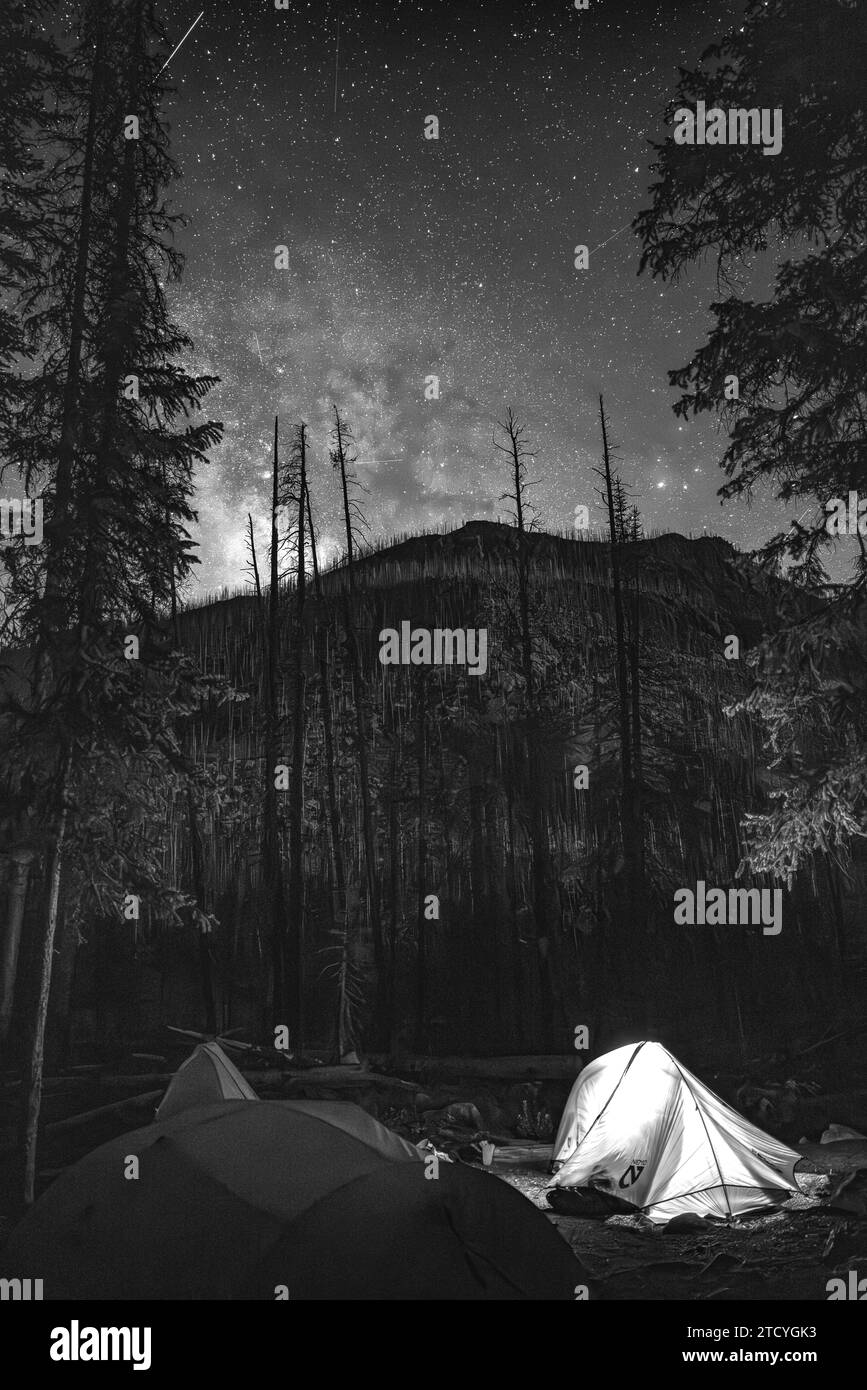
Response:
[5, 1099, 585, 1299]
[155, 1040, 258, 1119]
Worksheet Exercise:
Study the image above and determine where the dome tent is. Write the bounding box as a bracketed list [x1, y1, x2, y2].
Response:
[155, 1040, 258, 1119]
[550, 1041, 801, 1224]
[6, 1093, 586, 1298]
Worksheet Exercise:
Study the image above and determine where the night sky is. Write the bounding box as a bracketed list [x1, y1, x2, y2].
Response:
[146, 0, 799, 595]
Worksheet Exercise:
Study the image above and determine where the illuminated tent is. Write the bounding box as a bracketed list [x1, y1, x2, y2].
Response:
[550, 1041, 801, 1223]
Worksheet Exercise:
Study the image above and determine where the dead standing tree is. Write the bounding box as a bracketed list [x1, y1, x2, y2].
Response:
[305, 482, 358, 1061]
[330, 407, 384, 1042]
[262, 415, 288, 1022]
[593, 396, 644, 938]
[414, 669, 428, 1050]
[259, 415, 309, 1044]
[494, 408, 557, 1048]
[245, 513, 263, 606]
[286, 423, 308, 1050]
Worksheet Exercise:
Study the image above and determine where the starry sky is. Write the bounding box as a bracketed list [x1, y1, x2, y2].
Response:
[150, 0, 799, 596]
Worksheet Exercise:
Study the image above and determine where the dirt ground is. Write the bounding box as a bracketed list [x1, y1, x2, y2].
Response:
[486, 1160, 846, 1300]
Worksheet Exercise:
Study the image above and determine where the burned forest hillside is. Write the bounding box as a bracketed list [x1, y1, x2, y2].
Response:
[6, 519, 860, 1071]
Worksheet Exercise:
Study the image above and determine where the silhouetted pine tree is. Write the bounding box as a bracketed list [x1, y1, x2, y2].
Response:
[5, 0, 225, 1204]
[0, 2, 68, 1044]
[635, 0, 867, 874]
[0, 2, 65, 445]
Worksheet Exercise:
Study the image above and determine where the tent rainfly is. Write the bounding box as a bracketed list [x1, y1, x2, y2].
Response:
[156, 1041, 258, 1119]
[550, 1041, 802, 1223]
[6, 1099, 587, 1299]
[4, 1043, 589, 1298]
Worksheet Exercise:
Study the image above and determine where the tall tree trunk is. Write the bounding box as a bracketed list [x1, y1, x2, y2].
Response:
[247, 512, 262, 604]
[501, 723, 525, 1050]
[332, 408, 382, 1034]
[18, 23, 109, 1210]
[0, 848, 34, 1044]
[386, 742, 402, 1054]
[286, 425, 307, 1048]
[508, 418, 556, 1050]
[38, 25, 103, 654]
[46, 878, 77, 1066]
[628, 588, 645, 919]
[80, 115, 137, 629]
[188, 789, 216, 1034]
[598, 396, 634, 903]
[224, 852, 247, 1033]
[467, 756, 489, 1038]
[414, 674, 428, 1052]
[352, 661, 382, 1013]
[528, 752, 557, 1051]
[263, 415, 287, 1022]
[8, 27, 105, 1073]
[20, 748, 73, 1206]
[305, 485, 352, 1060]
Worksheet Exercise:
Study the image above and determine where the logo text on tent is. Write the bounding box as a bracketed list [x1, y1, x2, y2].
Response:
[673, 881, 783, 935]
[618, 1160, 646, 1189]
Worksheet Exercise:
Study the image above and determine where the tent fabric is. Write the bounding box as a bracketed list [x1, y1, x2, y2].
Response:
[156, 1041, 258, 1119]
[156, 1041, 421, 1161]
[6, 1099, 585, 1299]
[551, 1041, 801, 1224]
[272, 1098, 425, 1164]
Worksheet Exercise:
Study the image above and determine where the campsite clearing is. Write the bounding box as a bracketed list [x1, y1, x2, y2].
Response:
[487, 1153, 838, 1301]
[2, 1045, 865, 1301]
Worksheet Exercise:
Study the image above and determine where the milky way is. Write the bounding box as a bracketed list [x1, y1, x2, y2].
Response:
[151, 0, 798, 595]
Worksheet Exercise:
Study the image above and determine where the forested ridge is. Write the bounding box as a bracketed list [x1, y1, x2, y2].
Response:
[4, 518, 861, 1068]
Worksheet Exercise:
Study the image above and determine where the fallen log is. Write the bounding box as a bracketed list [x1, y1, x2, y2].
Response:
[62, 1073, 173, 1090]
[45, 1090, 162, 1136]
[33, 1068, 419, 1097]
[2, 1075, 94, 1094]
[371, 1055, 583, 1080]
[278, 1067, 417, 1090]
